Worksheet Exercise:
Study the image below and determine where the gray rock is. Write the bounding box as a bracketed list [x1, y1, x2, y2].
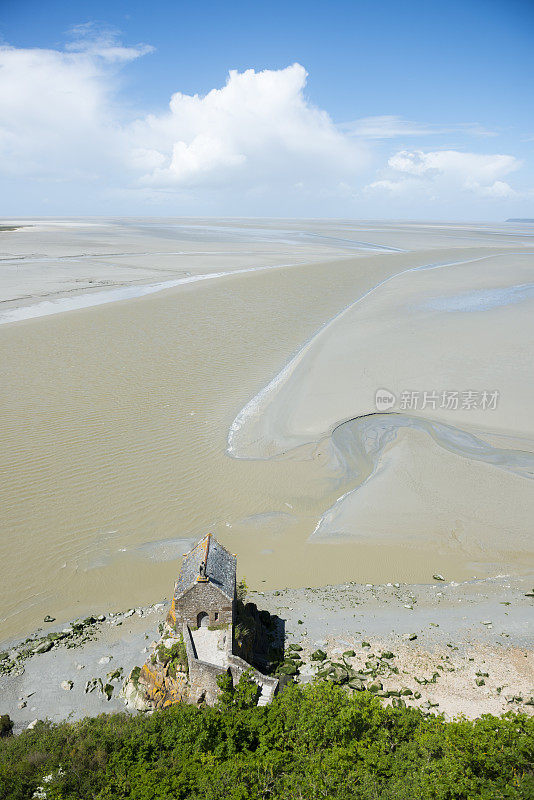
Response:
[32, 640, 53, 654]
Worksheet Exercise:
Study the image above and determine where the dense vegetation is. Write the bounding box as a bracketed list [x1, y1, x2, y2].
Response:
[1, 681, 533, 799]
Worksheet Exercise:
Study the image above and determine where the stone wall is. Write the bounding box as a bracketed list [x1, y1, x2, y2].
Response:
[227, 654, 279, 703]
[182, 623, 278, 706]
[182, 623, 226, 705]
[170, 582, 234, 630]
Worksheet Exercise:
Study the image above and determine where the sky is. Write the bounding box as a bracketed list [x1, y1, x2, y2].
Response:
[0, 0, 533, 219]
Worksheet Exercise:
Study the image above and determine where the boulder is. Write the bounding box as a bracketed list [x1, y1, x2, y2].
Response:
[32, 640, 53, 655]
[311, 649, 327, 661]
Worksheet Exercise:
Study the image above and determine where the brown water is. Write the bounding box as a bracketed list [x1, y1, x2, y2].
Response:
[1, 248, 488, 641]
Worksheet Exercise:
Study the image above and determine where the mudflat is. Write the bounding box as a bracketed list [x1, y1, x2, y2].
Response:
[0, 218, 533, 642]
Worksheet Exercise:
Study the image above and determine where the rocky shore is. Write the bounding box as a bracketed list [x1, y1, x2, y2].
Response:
[1, 574, 533, 733]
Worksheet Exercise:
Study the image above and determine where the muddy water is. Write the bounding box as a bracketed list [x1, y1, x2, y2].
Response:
[0, 246, 521, 641]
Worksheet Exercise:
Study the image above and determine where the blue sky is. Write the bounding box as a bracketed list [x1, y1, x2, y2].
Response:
[1, 0, 533, 218]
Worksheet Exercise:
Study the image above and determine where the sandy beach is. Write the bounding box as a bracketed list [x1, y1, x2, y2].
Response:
[0, 218, 533, 648]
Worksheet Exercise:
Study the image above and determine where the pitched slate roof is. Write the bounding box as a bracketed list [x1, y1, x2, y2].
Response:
[175, 534, 236, 601]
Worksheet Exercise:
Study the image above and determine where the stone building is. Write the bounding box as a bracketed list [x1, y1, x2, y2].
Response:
[166, 533, 236, 630]
[128, 534, 279, 709]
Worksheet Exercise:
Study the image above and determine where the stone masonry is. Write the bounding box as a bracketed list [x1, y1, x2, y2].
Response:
[126, 534, 279, 710]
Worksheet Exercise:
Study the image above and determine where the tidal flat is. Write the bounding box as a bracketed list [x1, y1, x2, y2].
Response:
[0, 218, 533, 643]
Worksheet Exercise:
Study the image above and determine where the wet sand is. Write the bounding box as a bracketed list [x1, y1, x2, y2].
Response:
[0, 219, 533, 642]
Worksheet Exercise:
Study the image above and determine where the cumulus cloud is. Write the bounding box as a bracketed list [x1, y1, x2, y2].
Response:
[0, 36, 366, 196]
[367, 148, 520, 200]
[129, 63, 366, 189]
[0, 30, 527, 215]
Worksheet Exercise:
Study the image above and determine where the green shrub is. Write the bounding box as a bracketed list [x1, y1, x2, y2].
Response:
[216, 669, 260, 710]
[1, 683, 533, 799]
[157, 637, 188, 672]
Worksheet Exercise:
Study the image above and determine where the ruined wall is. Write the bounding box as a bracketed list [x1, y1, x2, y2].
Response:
[227, 654, 279, 699]
[182, 623, 226, 705]
[171, 582, 234, 630]
[182, 624, 278, 706]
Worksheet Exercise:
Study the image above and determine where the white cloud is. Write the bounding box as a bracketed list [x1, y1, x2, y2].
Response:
[0, 31, 527, 216]
[343, 116, 495, 139]
[0, 28, 152, 180]
[365, 178, 420, 196]
[0, 38, 367, 195]
[366, 149, 521, 201]
[388, 149, 519, 182]
[129, 63, 366, 189]
[470, 180, 517, 198]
